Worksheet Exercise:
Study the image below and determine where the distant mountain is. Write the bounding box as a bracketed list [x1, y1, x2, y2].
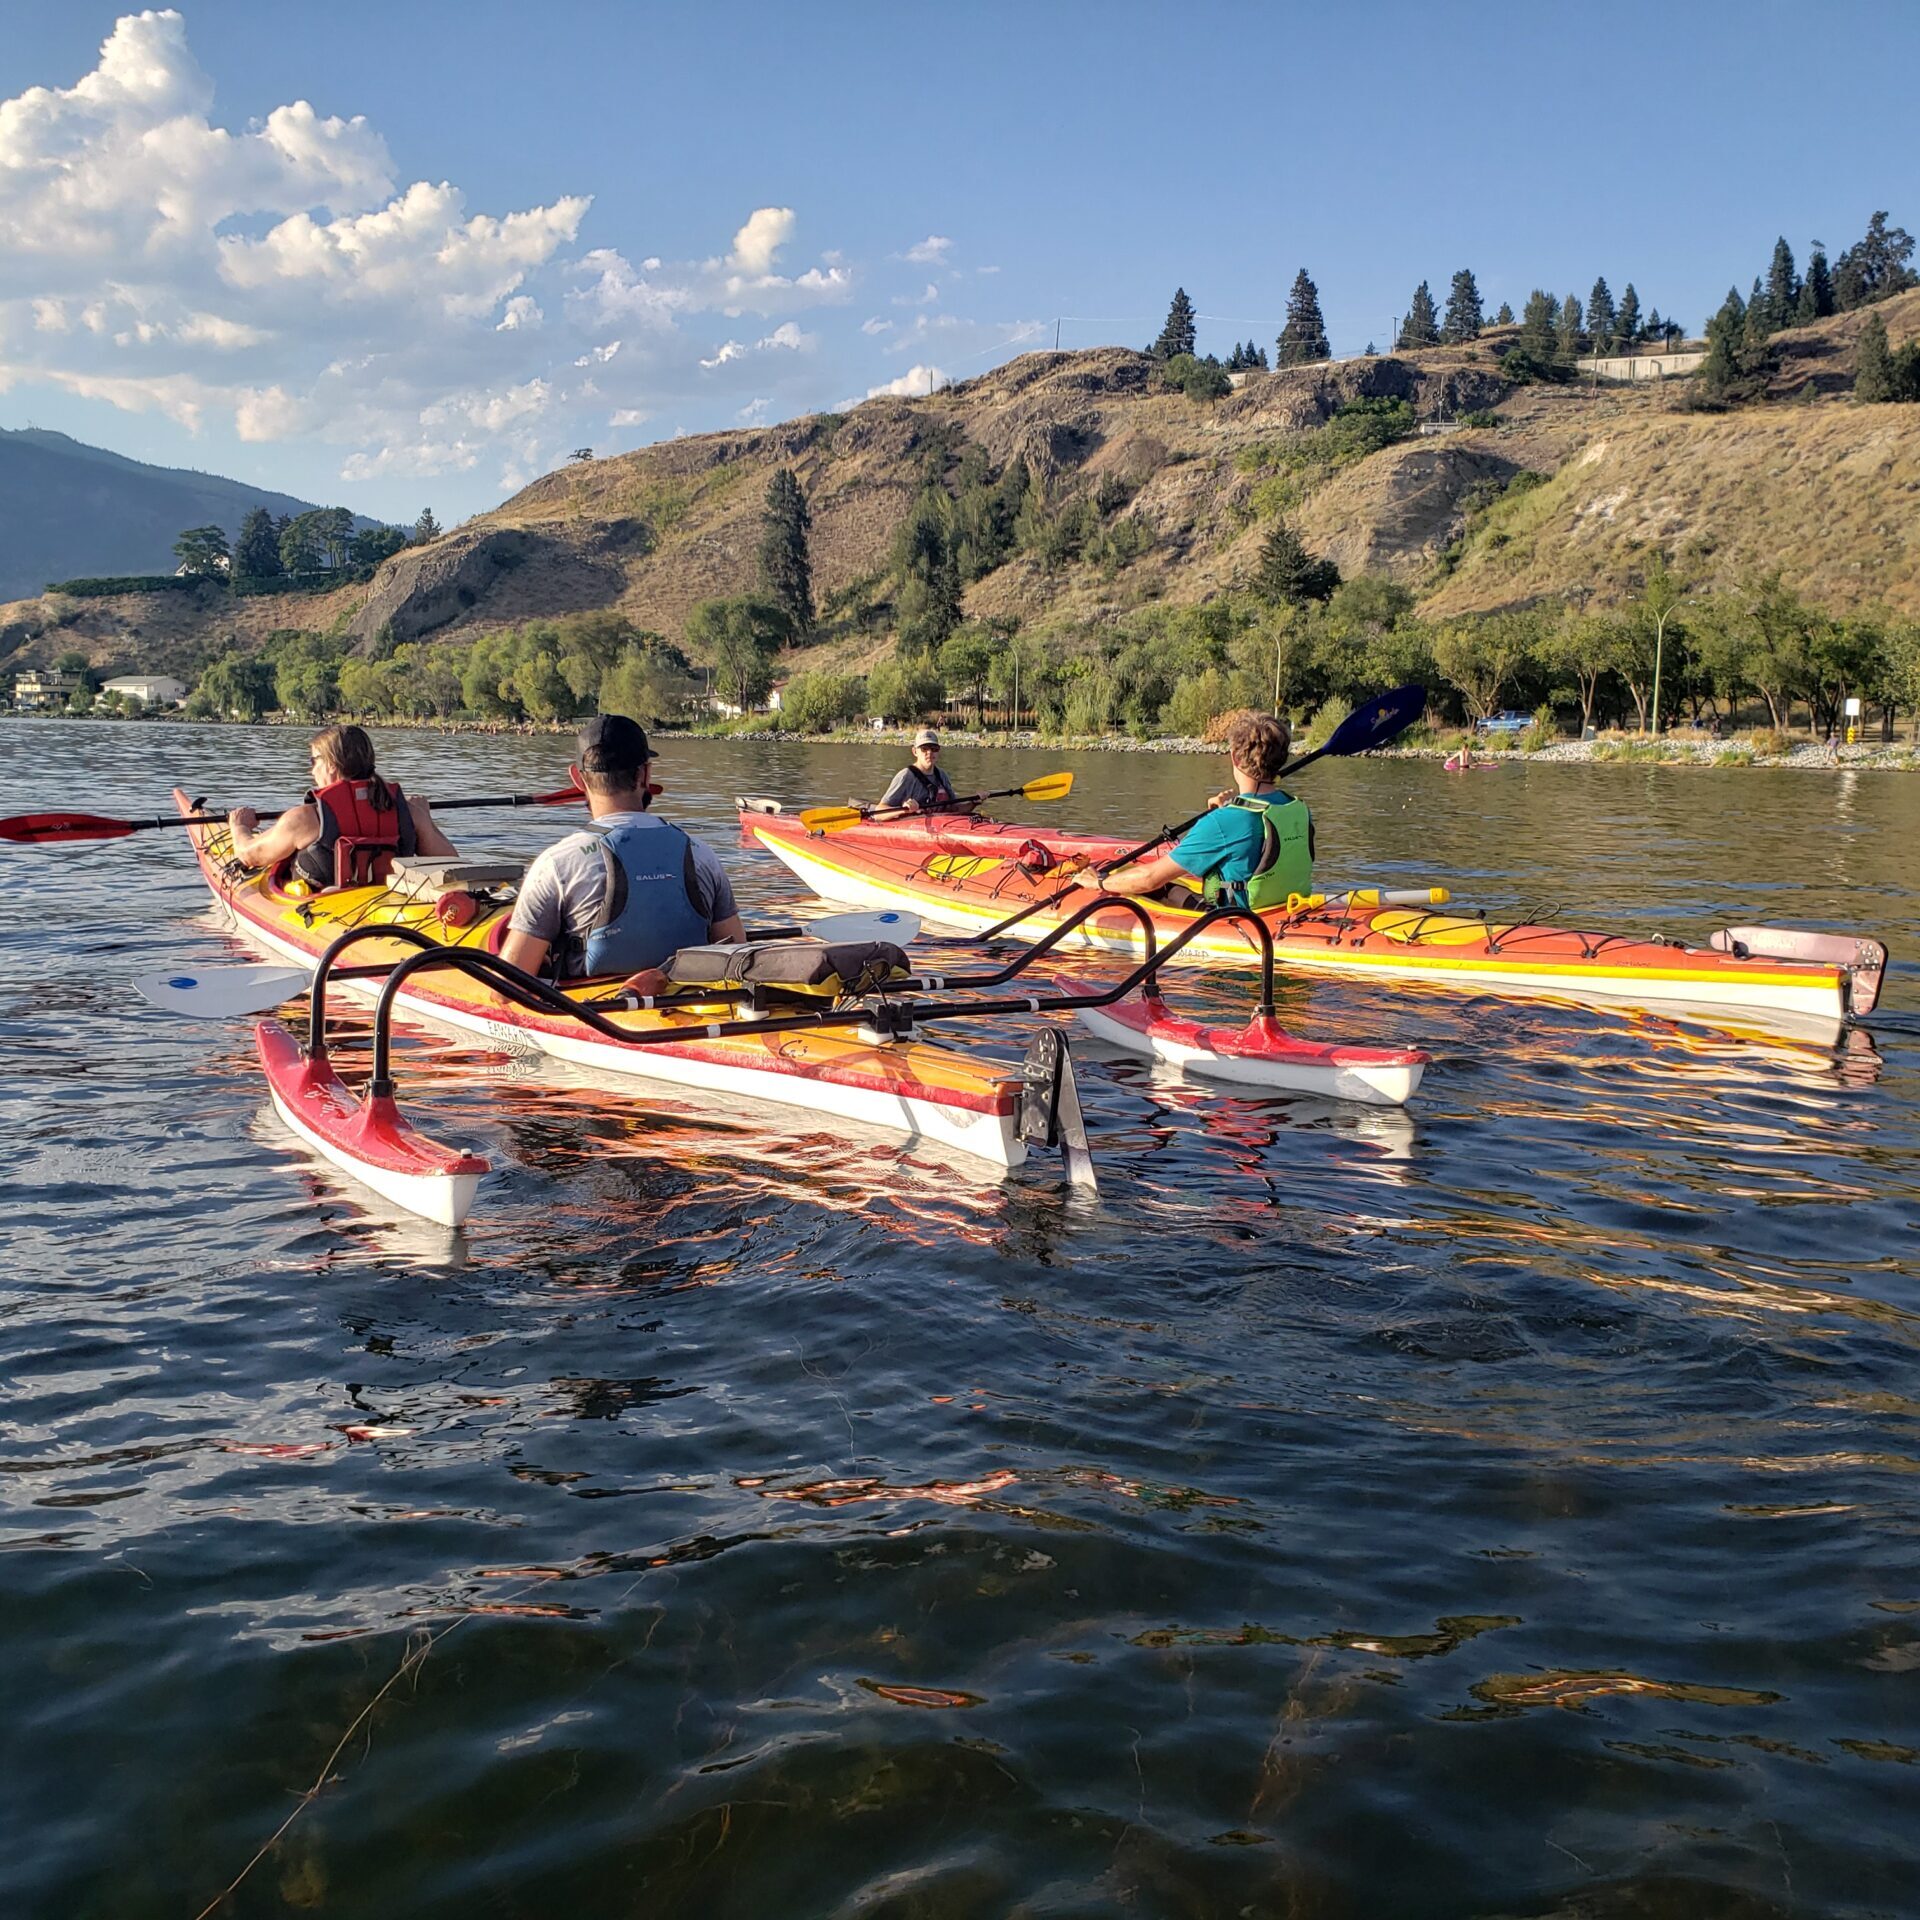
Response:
[0, 427, 379, 601]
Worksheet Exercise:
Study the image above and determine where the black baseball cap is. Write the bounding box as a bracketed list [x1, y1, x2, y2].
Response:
[577, 713, 654, 771]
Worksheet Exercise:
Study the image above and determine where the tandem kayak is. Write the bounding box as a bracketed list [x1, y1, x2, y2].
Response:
[174, 789, 1027, 1193]
[738, 802, 1886, 1043]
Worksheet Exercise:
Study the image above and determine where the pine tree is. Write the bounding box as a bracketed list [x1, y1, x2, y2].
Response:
[235, 506, 282, 579]
[1253, 341, 1269, 369]
[1441, 268, 1484, 343]
[1698, 290, 1748, 402]
[758, 467, 814, 635]
[1255, 518, 1339, 606]
[1854, 313, 1898, 402]
[1519, 290, 1557, 355]
[1153, 288, 1197, 359]
[1556, 293, 1583, 361]
[1799, 244, 1835, 321]
[1586, 277, 1617, 353]
[1615, 283, 1642, 346]
[1645, 305, 1664, 343]
[1743, 275, 1774, 355]
[1835, 212, 1919, 310]
[1276, 268, 1331, 365]
[1397, 281, 1439, 349]
[412, 508, 442, 544]
[1765, 237, 1800, 327]
[1494, 301, 1514, 326]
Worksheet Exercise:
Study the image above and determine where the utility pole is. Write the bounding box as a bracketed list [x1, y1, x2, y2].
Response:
[1054, 318, 1061, 351]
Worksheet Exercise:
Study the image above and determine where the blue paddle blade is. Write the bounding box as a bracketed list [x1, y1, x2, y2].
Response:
[1324, 683, 1427, 755]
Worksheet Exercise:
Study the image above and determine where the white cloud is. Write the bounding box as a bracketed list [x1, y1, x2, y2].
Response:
[867, 364, 945, 399]
[902, 235, 951, 265]
[234, 383, 312, 440]
[737, 397, 770, 424]
[861, 316, 893, 336]
[978, 265, 1001, 275]
[0, 14, 870, 509]
[729, 206, 793, 275]
[341, 434, 482, 481]
[892, 283, 940, 308]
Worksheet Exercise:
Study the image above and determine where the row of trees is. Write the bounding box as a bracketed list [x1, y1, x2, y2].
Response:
[166, 553, 1919, 749]
[170, 506, 443, 583]
[185, 610, 699, 727]
[782, 565, 1916, 745]
[1147, 215, 1911, 379]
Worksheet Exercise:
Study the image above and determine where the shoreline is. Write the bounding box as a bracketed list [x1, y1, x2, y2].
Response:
[5, 708, 1912, 770]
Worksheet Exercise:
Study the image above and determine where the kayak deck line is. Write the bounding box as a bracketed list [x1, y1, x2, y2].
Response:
[169, 788, 1431, 1224]
[738, 805, 1886, 1042]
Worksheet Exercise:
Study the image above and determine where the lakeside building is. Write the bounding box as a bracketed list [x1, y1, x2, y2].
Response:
[12, 669, 81, 711]
[100, 674, 188, 707]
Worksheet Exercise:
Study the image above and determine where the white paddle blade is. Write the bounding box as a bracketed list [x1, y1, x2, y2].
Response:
[134, 964, 311, 1018]
[808, 908, 922, 945]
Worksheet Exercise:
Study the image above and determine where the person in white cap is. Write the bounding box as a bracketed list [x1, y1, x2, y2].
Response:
[877, 729, 959, 814]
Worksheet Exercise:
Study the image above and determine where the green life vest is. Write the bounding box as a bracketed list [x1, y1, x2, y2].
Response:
[1201, 792, 1314, 911]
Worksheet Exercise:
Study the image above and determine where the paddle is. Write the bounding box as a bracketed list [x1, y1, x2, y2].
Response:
[133, 910, 923, 1020]
[975, 685, 1428, 940]
[0, 785, 586, 846]
[798, 770, 1073, 835]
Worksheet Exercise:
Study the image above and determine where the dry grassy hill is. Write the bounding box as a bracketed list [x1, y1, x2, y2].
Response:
[7, 288, 1919, 682]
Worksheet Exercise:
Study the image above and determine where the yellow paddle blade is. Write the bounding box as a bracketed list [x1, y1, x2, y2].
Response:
[1020, 771, 1074, 803]
[797, 804, 867, 834]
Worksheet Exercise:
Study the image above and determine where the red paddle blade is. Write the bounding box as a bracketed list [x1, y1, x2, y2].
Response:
[0, 811, 138, 844]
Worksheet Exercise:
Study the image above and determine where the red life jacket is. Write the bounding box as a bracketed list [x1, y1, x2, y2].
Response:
[293, 775, 417, 889]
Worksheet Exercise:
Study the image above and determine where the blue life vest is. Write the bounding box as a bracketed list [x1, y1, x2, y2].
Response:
[578, 820, 715, 977]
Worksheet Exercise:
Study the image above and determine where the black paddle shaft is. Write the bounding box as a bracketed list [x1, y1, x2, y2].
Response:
[974, 684, 1426, 941]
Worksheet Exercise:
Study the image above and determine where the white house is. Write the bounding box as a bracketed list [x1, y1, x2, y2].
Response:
[101, 674, 189, 707]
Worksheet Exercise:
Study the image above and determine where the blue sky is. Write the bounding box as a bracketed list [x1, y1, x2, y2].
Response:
[2, 2, 1915, 528]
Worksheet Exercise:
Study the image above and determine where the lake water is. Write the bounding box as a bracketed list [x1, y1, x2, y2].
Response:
[4, 718, 1918, 1918]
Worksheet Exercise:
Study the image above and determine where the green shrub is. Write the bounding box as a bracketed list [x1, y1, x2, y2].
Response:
[779, 670, 867, 732]
[1713, 746, 1757, 766]
[1744, 728, 1792, 757]
[1460, 408, 1502, 428]
[1303, 694, 1353, 750]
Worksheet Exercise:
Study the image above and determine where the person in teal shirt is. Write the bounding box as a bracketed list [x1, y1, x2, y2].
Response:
[1093, 712, 1313, 908]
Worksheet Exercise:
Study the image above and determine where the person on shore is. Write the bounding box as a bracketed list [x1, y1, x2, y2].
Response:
[1091, 711, 1312, 909]
[498, 714, 744, 982]
[877, 730, 959, 814]
[227, 723, 457, 887]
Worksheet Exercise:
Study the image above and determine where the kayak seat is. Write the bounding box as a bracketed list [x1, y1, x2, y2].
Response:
[664, 938, 911, 997]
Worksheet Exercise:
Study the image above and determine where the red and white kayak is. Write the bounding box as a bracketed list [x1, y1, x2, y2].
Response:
[738, 803, 1886, 1043]
[1061, 985, 1428, 1103]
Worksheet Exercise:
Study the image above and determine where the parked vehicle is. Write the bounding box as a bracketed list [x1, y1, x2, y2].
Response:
[1476, 710, 1530, 734]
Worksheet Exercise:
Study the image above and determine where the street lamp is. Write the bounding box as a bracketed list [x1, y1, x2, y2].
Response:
[1648, 591, 1688, 738]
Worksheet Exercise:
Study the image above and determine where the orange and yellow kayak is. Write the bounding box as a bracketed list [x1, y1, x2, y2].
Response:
[739, 803, 1886, 1043]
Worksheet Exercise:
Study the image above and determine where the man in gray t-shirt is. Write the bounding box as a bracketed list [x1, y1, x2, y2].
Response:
[500, 715, 744, 982]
